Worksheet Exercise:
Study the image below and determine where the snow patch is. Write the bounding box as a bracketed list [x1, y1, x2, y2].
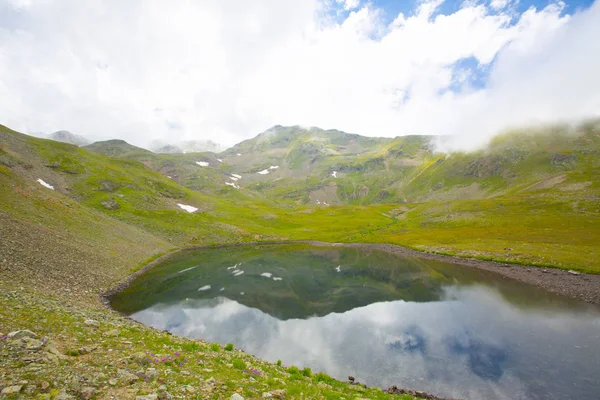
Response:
[257, 169, 269, 175]
[220, 287, 225, 291]
[178, 266, 198, 274]
[231, 174, 242, 179]
[217, 159, 223, 162]
[227, 263, 239, 270]
[237, 153, 242, 156]
[335, 265, 341, 272]
[167, 175, 172, 179]
[269, 166, 279, 170]
[272, 277, 282, 281]
[225, 182, 240, 189]
[232, 269, 244, 277]
[229, 176, 239, 181]
[240, 292, 245, 295]
[331, 171, 337, 178]
[260, 272, 273, 278]
[196, 161, 209, 167]
[177, 204, 198, 213]
[37, 179, 54, 190]
[198, 285, 211, 291]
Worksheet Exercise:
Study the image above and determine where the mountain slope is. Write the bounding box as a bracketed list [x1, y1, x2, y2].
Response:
[2, 122, 599, 273]
[207, 122, 600, 206]
[47, 130, 90, 146]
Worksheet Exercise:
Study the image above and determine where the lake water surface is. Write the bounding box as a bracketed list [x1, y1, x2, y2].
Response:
[110, 244, 600, 400]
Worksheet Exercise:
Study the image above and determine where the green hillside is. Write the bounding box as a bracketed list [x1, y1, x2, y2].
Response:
[2, 122, 599, 272]
[1, 120, 599, 399]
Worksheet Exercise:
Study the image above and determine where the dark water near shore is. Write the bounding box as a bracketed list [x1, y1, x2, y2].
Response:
[110, 244, 600, 400]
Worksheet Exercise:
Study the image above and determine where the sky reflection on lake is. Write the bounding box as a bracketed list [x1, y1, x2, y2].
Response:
[132, 285, 600, 400]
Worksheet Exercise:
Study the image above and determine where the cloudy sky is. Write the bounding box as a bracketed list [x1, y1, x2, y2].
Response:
[1, 0, 599, 150]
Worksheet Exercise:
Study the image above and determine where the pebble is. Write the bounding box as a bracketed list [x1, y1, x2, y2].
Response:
[84, 319, 100, 327]
[55, 391, 76, 399]
[272, 389, 287, 398]
[78, 386, 96, 400]
[103, 329, 119, 337]
[231, 394, 245, 400]
[39, 381, 51, 392]
[136, 395, 158, 400]
[262, 392, 273, 398]
[145, 367, 158, 381]
[157, 386, 173, 400]
[185, 385, 195, 393]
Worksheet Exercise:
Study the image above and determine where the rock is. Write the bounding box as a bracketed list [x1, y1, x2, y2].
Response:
[136, 396, 158, 400]
[7, 330, 37, 340]
[157, 386, 173, 400]
[108, 378, 118, 386]
[77, 346, 96, 355]
[568, 270, 581, 275]
[78, 386, 96, 400]
[271, 389, 286, 399]
[205, 377, 216, 385]
[231, 394, 245, 400]
[262, 392, 273, 398]
[145, 367, 158, 381]
[201, 384, 214, 394]
[117, 368, 140, 384]
[22, 337, 45, 350]
[185, 385, 195, 393]
[55, 391, 76, 399]
[1, 385, 23, 395]
[24, 384, 37, 395]
[101, 200, 120, 210]
[44, 342, 67, 362]
[39, 381, 51, 392]
[84, 319, 100, 327]
[103, 329, 119, 337]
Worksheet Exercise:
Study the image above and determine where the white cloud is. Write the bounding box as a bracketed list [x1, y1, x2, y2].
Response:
[0, 0, 598, 150]
[336, 0, 360, 11]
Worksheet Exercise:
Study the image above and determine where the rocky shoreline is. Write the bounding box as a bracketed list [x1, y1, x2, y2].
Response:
[346, 242, 600, 305]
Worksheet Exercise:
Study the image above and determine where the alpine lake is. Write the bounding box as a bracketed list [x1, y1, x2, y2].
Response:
[110, 244, 600, 400]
